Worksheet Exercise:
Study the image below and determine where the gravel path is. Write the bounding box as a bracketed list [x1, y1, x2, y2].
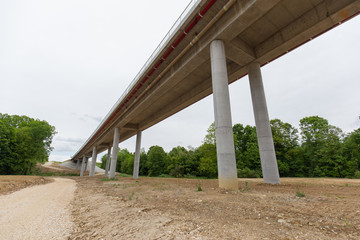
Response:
[0, 178, 76, 240]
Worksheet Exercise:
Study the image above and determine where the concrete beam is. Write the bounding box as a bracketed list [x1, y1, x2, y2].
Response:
[133, 131, 142, 179]
[84, 157, 88, 173]
[255, 0, 360, 61]
[89, 146, 97, 177]
[109, 128, 120, 179]
[248, 62, 280, 184]
[80, 156, 86, 177]
[104, 147, 111, 177]
[210, 40, 238, 190]
[123, 123, 139, 130]
[230, 36, 256, 59]
[76, 159, 80, 170]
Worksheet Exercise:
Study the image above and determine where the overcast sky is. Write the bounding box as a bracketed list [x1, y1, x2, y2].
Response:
[1, 0, 359, 162]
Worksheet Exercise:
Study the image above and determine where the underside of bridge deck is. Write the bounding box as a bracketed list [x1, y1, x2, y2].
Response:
[73, 0, 359, 183]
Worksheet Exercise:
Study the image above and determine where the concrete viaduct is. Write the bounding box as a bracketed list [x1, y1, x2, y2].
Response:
[72, 0, 360, 190]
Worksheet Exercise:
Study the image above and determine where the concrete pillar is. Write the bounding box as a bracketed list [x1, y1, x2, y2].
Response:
[80, 156, 86, 177]
[248, 62, 280, 184]
[89, 146, 97, 176]
[76, 159, 80, 170]
[84, 157, 88, 173]
[210, 40, 238, 190]
[109, 127, 120, 178]
[104, 147, 111, 177]
[133, 131, 142, 179]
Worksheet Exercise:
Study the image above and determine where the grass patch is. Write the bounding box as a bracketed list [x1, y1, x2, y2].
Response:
[239, 181, 250, 192]
[116, 173, 132, 177]
[197, 184, 203, 192]
[296, 188, 306, 198]
[33, 172, 78, 177]
[157, 174, 172, 178]
[153, 182, 167, 190]
[31, 168, 78, 177]
[129, 191, 135, 200]
[101, 177, 118, 181]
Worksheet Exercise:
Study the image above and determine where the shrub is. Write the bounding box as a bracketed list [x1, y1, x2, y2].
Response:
[237, 167, 260, 178]
[354, 170, 360, 179]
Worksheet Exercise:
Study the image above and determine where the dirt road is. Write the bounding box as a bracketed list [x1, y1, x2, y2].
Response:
[0, 178, 76, 240]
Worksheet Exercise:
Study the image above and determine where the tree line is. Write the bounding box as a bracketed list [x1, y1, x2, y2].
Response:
[0, 113, 56, 175]
[101, 116, 360, 179]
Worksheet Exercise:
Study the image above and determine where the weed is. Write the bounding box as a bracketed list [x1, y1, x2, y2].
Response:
[239, 181, 250, 192]
[129, 191, 135, 200]
[345, 183, 349, 187]
[197, 184, 203, 192]
[296, 188, 306, 197]
[158, 174, 172, 178]
[116, 173, 132, 177]
[344, 218, 352, 227]
[244, 181, 249, 191]
[101, 177, 118, 181]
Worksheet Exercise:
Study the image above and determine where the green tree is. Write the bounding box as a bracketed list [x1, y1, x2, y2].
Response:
[203, 122, 216, 145]
[100, 154, 108, 169]
[138, 149, 149, 176]
[233, 124, 261, 175]
[0, 113, 56, 175]
[167, 146, 188, 177]
[197, 143, 217, 178]
[147, 146, 167, 176]
[270, 119, 299, 176]
[115, 149, 134, 174]
[299, 116, 344, 177]
[341, 128, 360, 177]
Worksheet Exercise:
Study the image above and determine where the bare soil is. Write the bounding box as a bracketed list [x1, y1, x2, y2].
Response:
[37, 162, 84, 175]
[0, 175, 53, 195]
[0, 178, 76, 240]
[70, 176, 360, 239]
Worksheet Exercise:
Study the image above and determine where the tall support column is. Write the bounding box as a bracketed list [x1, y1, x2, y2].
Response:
[84, 157, 88, 173]
[210, 40, 238, 190]
[80, 156, 86, 177]
[133, 131, 142, 179]
[89, 146, 97, 176]
[248, 62, 280, 184]
[109, 127, 120, 178]
[76, 159, 80, 170]
[104, 147, 111, 177]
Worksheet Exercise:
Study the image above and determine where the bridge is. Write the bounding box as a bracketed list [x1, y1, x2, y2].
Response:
[72, 0, 360, 189]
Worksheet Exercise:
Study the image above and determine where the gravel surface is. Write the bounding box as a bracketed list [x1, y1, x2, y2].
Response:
[71, 176, 360, 239]
[0, 178, 76, 240]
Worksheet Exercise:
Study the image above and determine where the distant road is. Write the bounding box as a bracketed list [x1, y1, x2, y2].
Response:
[0, 178, 76, 240]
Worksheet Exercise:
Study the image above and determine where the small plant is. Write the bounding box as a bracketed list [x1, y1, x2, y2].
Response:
[296, 189, 306, 197]
[244, 181, 249, 191]
[116, 173, 132, 177]
[129, 191, 135, 200]
[239, 181, 250, 192]
[197, 184, 203, 192]
[345, 183, 349, 187]
[101, 177, 118, 181]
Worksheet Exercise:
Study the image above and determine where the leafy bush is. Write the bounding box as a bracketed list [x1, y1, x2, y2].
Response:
[354, 170, 360, 179]
[237, 167, 260, 178]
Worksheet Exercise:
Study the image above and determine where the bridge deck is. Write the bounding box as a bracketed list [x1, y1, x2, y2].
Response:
[73, 0, 359, 159]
